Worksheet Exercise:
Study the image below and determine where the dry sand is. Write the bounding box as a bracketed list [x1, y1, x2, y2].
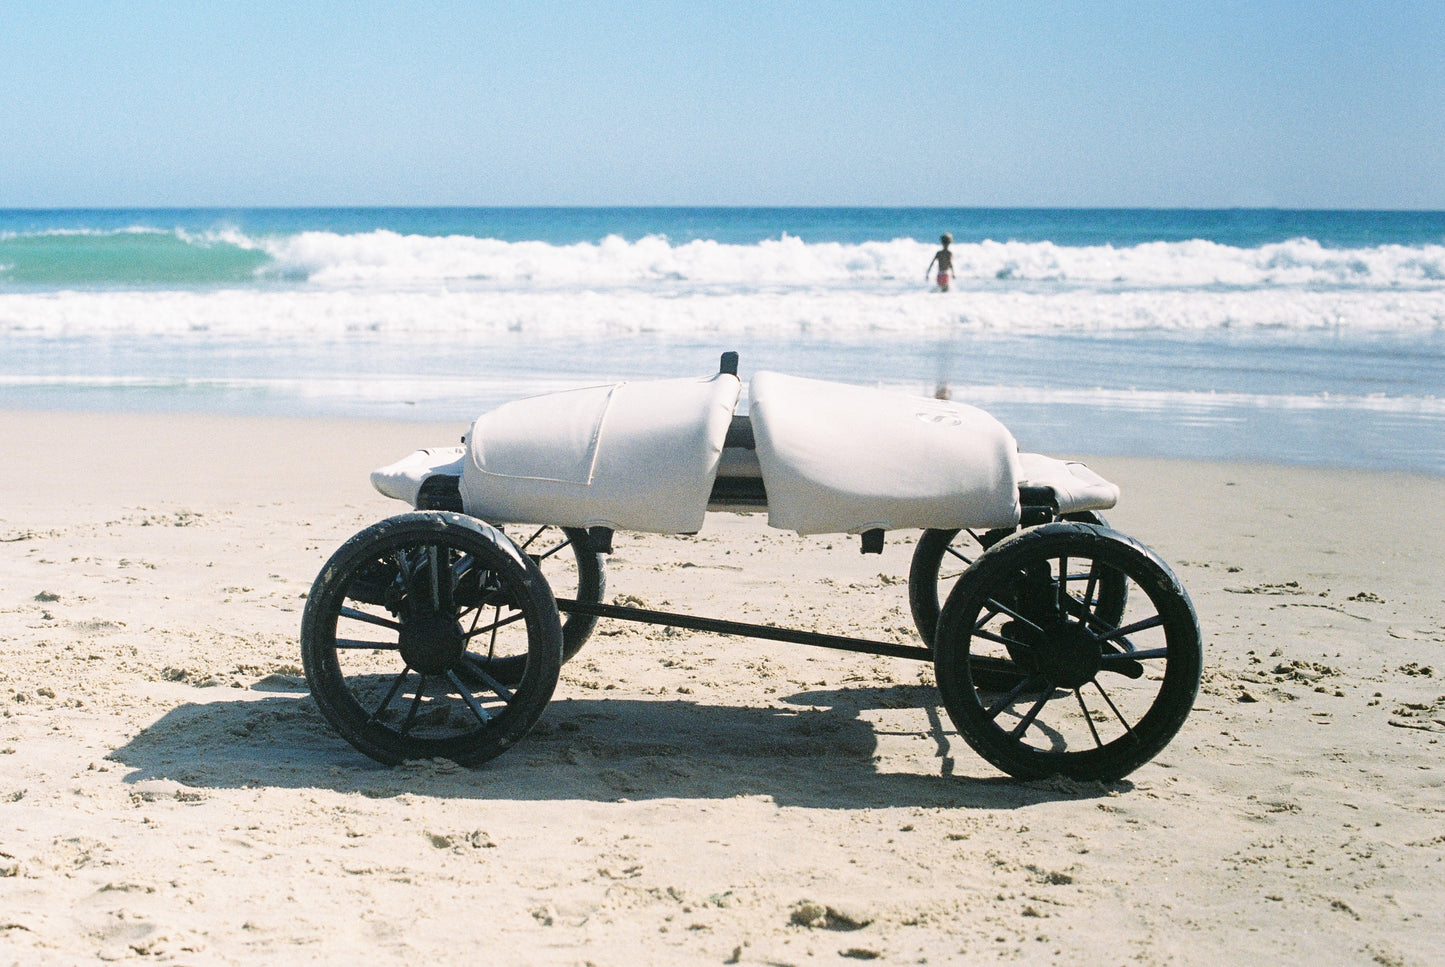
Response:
[1, 409, 1442, 965]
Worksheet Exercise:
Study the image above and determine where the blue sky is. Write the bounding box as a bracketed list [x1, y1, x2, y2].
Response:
[2, 1, 1441, 208]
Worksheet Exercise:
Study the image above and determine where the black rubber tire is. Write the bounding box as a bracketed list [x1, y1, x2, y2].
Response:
[934, 522, 1200, 781]
[908, 525, 1014, 648]
[301, 512, 562, 766]
[510, 525, 605, 662]
[909, 511, 1121, 649]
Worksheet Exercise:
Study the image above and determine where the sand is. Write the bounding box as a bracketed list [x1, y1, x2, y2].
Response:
[1, 409, 1442, 965]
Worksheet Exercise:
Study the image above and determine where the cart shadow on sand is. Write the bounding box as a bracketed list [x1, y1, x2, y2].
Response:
[106, 680, 1129, 810]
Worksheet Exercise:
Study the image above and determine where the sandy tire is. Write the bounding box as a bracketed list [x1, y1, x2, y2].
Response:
[301, 512, 561, 766]
[908, 511, 1121, 651]
[509, 525, 605, 663]
[908, 525, 1015, 648]
[934, 522, 1200, 781]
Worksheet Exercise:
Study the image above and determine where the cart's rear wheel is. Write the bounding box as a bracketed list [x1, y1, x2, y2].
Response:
[909, 511, 1124, 654]
[934, 522, 1200, 781]
[908, 525, 1014, 647]
[301, 512, 561, 766]
[511, 525, 604, 662]
[461, 525, 605, 689]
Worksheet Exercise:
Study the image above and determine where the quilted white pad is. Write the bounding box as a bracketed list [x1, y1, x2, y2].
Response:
[458, 373, 742, 533]
[1016, 452, 1120, 515]
[371, 446, 466, 506]
[749, 372, 1022, 534]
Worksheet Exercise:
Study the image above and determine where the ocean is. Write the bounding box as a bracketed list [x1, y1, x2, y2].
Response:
[2, 207, 1443, 474]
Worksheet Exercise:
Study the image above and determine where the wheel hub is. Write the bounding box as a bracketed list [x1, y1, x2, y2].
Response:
[1031, 619, 1102, 690]
[397, 610, 466, 676]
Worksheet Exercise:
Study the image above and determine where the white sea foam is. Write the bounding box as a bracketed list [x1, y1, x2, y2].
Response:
[4, 285, 1443, 339]
[258, 231, 917, 288]
[0, 225, 172, 240]
[4, 372, 1436, 418]
[245, 230, 1445, 290]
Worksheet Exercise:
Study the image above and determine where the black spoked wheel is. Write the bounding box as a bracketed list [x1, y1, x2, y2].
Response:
[908, 525, 1015, 647]
[509, 525, 605, 662]
[301, 512, 562, 766]
[934, 522, 1200, 781]
[909, 511, 1124, 652]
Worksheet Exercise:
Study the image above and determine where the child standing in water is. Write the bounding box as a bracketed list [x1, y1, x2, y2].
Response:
[926, 233, 955, 291]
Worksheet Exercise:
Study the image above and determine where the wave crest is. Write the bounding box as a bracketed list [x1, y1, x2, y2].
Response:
[255, 230, 1445, 290]
[4, 223, 1444, 291]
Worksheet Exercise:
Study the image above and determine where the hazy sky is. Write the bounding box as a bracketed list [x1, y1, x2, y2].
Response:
[2, 1, 1442, 208]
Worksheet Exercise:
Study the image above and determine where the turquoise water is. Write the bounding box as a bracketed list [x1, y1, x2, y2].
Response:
[2, 207, 1443, 473]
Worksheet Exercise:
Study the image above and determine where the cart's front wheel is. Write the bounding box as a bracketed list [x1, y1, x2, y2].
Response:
[934, 522, 1200, 781]
[301, 512, 562, 766]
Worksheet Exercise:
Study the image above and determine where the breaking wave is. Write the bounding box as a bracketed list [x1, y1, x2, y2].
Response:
[3, 226, 1445, 292]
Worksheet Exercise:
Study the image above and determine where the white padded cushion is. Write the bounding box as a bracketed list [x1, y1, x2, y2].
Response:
[460, 373, 741, 533]
[371, 446, 465, 506]
[1016, 452, 1119, 515]
[749, 372, 1021, 534]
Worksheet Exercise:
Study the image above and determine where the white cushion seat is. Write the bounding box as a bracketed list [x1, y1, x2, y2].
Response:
[748, 371, 1022, 534]
[457, 373, 742, 533]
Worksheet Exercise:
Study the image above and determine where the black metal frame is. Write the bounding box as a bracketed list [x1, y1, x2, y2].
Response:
[548, 483, 1062, 666]
[555, 597, 932, 661]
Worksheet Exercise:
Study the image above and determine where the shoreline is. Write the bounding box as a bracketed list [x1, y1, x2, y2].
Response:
[2, 409, 1443, 963]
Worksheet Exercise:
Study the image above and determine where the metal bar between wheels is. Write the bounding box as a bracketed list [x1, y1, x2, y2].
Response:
[554, 598, 932, 662]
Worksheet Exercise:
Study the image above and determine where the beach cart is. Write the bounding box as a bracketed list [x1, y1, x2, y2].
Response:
[301, 353, 1201, 781]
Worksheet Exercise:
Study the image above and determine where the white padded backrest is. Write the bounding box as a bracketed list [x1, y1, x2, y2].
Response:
[749, 372, 1021, 535]
[371, 446, 465, 506]
[460, 373, 742, 533]
[1016, 452, 1119, 515]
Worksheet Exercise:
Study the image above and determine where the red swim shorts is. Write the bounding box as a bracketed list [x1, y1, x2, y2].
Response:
[937, 272, 950, 289]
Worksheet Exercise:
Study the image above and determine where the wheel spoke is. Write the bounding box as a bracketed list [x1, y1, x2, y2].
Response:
[1098, 655, 1145, 679]
[971, 624, 1037, 651]
[532, 538, 572, 563]
[339, 606, 400, 631]
[463, 609, 525, 640]
[367, 668, 411, 724]
[984, 672, 1049, 719]
[1102, 647, 1167, 664]
[335, 637, 398, 651]
[461, 654, 516, 702]
[446, 670, 494, 726]
[399, 676, 428, 735]
[1059, 591, 1125, 635]
[1082, 565, 1101, 612]
[982, 596, 1044, 635]
[486, 604, 501, 659]
[428, 545, 444, 611]
[520, 526, 573, 564]
[1091, 679, 1137, 738]
[1057, 556, 1069, 613]
[1009, 691, 1053, 739]
[1075, 688, 1104, 748]
[1099, 614, 1165, 645]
